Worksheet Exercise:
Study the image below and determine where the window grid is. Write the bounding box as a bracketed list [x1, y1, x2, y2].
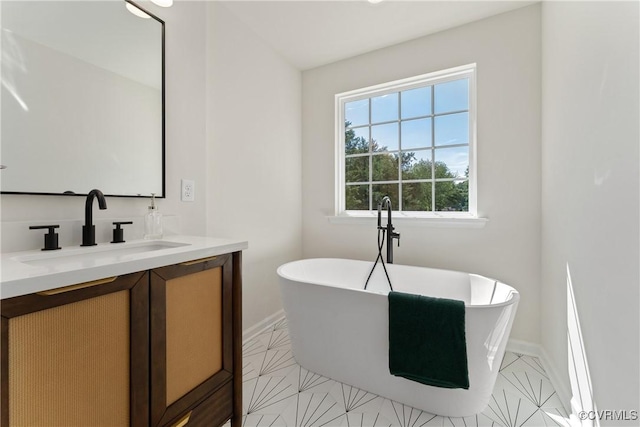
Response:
[344, 91, 469, 212]
[429, 85, 435, 212]
[398, 92, 403, 211]
[337, 64, 476, 216]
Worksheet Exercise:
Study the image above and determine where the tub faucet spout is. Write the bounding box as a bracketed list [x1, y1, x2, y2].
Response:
[81, 189, 107, 246]
[378, 196, 400, 264]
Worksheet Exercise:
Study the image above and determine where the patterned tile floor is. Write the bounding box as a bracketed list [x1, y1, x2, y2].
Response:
[225, 318, 571, 427]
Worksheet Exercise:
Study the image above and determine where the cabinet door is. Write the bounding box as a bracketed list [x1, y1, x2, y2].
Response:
[0, 272, 149, 427]
[150, 254, 235, 426]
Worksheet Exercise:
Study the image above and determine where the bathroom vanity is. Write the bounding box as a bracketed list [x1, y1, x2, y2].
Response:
[0, 236, 247, 427]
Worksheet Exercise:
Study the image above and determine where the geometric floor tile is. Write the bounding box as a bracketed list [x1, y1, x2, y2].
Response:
[225, 319, 571, 427]
[339, 412, 397, 427]
[244, 375, 298, 416]
[485, 388, 542, 426]
[283, 392, 345, 426]
[500, 353, 548, 379]
[500, 370, 559, 408]
[296, 367, 334, 394]
[379, 399, 440, 426]
[242, 414, 289, 427]
[330, 383, 382, 414]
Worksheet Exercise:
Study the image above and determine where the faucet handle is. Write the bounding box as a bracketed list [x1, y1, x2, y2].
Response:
[111, 221, 133, 244]
[390, 230, 400, 246]
[29, 225, 61, 251]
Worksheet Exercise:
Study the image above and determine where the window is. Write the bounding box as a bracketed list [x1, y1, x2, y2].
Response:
[335, 64, 476, 218]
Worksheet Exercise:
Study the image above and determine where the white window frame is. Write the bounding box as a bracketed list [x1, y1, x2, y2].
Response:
[333, 64, 480, 224]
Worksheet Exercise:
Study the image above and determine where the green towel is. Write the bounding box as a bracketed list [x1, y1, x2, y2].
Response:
[388, 291, 469, 389]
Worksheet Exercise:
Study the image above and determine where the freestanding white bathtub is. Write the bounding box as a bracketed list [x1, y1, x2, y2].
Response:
[277, 258, 520, 417]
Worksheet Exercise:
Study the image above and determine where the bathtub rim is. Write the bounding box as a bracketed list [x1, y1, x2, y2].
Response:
[277, 257, 520, 309]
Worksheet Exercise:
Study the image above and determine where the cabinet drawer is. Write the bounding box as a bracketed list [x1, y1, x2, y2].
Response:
[170, 381, 233, 427]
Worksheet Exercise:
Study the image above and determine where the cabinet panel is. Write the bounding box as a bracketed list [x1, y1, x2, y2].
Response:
[1, 272, 149, 427]
[166, 268, 223, 405]
[9, 291, 130, 426]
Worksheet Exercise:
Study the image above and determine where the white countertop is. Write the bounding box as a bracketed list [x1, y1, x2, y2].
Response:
[0, 235, 248, 299]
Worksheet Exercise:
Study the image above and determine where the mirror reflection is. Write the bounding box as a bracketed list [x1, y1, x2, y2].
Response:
[1, 1, 164, 197]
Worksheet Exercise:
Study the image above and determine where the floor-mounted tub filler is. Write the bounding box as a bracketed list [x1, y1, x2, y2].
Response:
[277, 258, 520, 417]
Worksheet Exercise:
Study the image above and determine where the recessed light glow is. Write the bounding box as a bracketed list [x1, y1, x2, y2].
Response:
[150, 0, 173, 7]
[126, 3, 151, 18]
[368, 0, 384, 4]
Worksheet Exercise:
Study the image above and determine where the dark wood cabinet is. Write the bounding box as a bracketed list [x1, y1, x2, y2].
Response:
[150, 253, 242, 426]
[1, 251, 243, 427]
[1, 272, 150, 427]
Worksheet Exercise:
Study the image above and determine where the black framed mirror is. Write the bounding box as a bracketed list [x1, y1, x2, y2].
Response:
[0, 0, 165, 197]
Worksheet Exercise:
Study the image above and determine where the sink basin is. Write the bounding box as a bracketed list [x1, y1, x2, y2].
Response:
[13, 240, 190, 267]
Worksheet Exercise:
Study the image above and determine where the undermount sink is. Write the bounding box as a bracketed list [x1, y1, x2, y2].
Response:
[12, 240, 190, 267]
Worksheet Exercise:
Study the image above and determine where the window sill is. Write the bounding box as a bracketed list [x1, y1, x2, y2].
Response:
[327, 212, 488, 228]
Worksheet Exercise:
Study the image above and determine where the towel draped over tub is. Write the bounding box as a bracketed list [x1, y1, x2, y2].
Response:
[388, 291, 469, 389]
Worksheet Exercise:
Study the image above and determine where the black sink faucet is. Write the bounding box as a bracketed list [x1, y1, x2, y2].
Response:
[378, 196, 400, 264]
[81, 189, 108, 246]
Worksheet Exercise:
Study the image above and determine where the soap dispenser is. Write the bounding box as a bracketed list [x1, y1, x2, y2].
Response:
[144, 193, 163, 239]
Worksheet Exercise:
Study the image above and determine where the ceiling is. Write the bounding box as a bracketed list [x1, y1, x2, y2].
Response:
[220, 0, 538, 70]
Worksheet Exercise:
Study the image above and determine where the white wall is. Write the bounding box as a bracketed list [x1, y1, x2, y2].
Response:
[206, 2, 302, 332]
[1, 1, 209, 251]
[302, 5, 541, 344]
[541, 1, 639, 420]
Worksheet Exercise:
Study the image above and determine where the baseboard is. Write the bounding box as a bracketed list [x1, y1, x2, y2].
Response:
[242, 309, 285, 344]
[506, 338, 542, 357]
[538, 345, 573, 416]
[507, 339, 572, 415]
